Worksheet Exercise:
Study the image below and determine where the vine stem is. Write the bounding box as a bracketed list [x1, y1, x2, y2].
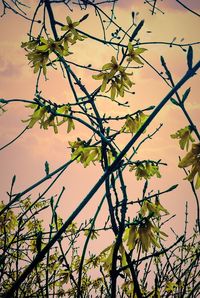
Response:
[0, 160, 74, 217]
[3, 60, 200, 298]
[0, 126, 28, 151]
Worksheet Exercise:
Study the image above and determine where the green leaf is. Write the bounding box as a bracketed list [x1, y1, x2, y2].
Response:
[167, 184, 179, 192]
[79, 14, 89, 22]
[11, 175, 16, 189]
[0, 98, 7, 103]
[170, 98, 179, 106]
[45, 161, 50, 176]
[160, 56, 165, 67]
[182, 87, 191, 103]
[130, 20, 144, 42]
[106, 127, 110, 136]
[160, 56, 171, 78]
[187, 46, 193, 69]
[145, 105, 155, 111]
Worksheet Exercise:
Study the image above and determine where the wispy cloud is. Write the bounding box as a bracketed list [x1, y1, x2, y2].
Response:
[161, 0, 200, 11]
[0, 57, 22, 77]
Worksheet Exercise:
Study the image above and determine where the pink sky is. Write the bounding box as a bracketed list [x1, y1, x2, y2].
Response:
[0, 0, 200, 254]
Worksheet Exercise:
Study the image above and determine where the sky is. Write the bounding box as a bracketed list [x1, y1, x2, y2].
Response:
[0, 0, 200, 254]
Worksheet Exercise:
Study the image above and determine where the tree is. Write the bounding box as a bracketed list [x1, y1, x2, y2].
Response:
[0, 0, 199, 297]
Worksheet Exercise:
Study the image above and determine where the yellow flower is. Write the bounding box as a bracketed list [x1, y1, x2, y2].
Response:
[123, 225, 138, 251]
[66, 118, 75, 133]
[61, 16, 80, 36]
[155, 197, 169, 215]
[84, 229, 99, 240]
[92, 71, 110, 92]
[121, 116, 140, 134]
[85, 255, 101, 268]
[178, 143, 200, 189]
[23, 104, 74, 134]
[22, 36, 71, 76]
[55, 216, 63, 230]
[107, 72, 134, 100]
[102, 56, 124, 78]
[22, 39, 53, 75]
[92, 278, 103, 290]
[71, 255, 81, 271]
[140, 199, 169, 217]
[40, 114, 58, 134]
[107, 148, 115, 165]
[121, 281, 137, 297]
[127, 42, 147, 64]
[61, 16, 86, 42]
[121, 112, 148, 134]
[92, 56, 134, 99]
[0, 202, 17, 234]
[119, 69, 133, 88]
[21, 39, 39, 50]
[78, 147, 101, 167]
[66, 222, 77, 234]
[97, 244, 113, 271]
[58, 269, 70, 286]
[108, 79, 119, 100]
[69, 141, 114, 167]
[36, 37, 65, 55]
[129, 161, 161, 180]
[22, 104, 47, 128]
[138, 219, 161, 252]
[68, 139, 84, 150]
[56, 105, 75, 133]
[124, 219, 167, 253]
[165, 281, 178, 293]
[26, 50, 49, 75]
[171, 126, 194, 150]
[62, 32, 75, 50]
[100, 243, 128, 272]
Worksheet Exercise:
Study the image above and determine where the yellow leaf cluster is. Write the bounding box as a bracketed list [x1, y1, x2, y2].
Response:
[58, 269, 70, 286]
[22, 16, 86, 76]
[178, 142, 200, 189]
[121, 280, 135, 297]
[92, 56, 134, 100]
[123, 219, 167, 253]
[22, 103, 75, 134]
[140, 198, 169, 217]
[69, 140, 114, 167]
[27, 218, 43, 233]
[85, 254, 101, 269]
[121, 112, 148, 134]
[66, 222, 77, 234]
[91, 277, 103, 290]
[99, 242, 128, 273]
[84, 229, 99, 240]
[61, 16, 86, 42]
[69, 140, 101, 167]
[171, 126, 194, 151]
[92, 43, 147, 100]
[165, 281, 178, 293]
[127, 42, 147, 64]
[0, 202, 17, 234]
[129, 161, 161, 180]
